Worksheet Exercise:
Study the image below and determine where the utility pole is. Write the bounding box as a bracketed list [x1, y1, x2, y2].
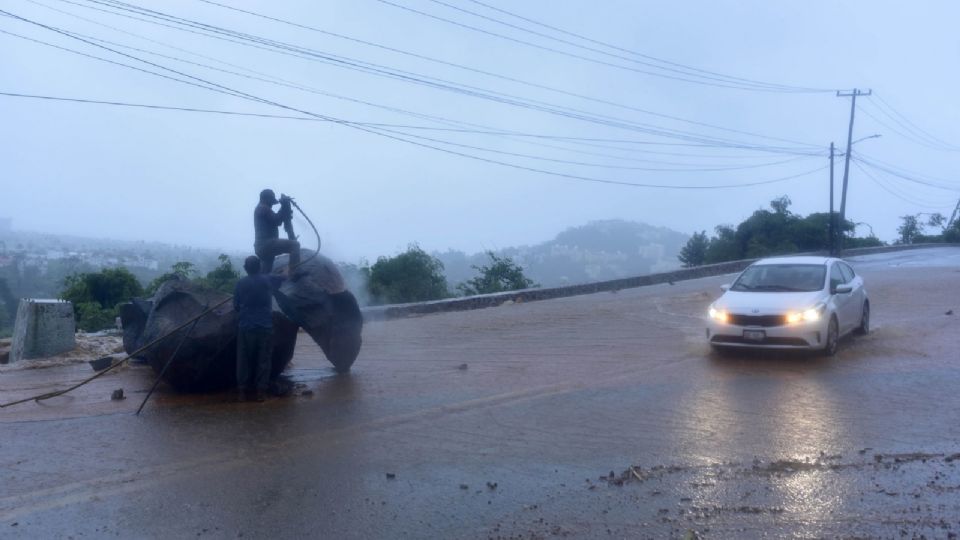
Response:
[948, 198, 960, 230]
[829, 142, 835, 255]
[837, 88, 872, 251]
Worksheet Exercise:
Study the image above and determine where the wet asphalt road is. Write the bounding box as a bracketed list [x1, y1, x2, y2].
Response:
[1, 248, 959, 539]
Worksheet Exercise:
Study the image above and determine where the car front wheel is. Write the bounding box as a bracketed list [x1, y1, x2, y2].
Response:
[821, 316, 839, 356]
[855, 301, 870, 335]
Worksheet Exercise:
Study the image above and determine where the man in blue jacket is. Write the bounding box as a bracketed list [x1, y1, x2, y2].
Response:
[233, 255, 280, 402]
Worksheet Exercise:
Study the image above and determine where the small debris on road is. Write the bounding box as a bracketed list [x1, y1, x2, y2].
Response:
[459, 484, 469, 490]
[486, 481, 497, 490]
[111, 388, 125, 400]
[300, 389, 314, 397]
[385, 473, 396, 480]
[946, 309, 954, 315]
[457, 363, 468, 371]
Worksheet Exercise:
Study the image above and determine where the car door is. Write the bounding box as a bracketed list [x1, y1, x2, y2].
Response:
[829, 262, 855, 332]
[839, 262, 865, 324]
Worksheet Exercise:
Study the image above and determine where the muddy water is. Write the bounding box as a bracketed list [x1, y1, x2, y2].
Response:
[1, 248, 958, 538]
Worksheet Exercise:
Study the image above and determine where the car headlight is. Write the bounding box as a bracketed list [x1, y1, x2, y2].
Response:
[785, 303, 826, 324]
[708, 305, 729, 323]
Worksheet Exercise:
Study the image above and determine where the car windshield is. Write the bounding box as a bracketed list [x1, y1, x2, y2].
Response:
[731, 264, 825, 292]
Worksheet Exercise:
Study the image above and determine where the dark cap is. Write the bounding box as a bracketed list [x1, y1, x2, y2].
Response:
[259, 189, 279, 205]
[243, 255, 261, 275]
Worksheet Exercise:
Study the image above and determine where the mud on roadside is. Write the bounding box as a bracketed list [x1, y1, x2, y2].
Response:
[0, 333, 124, 372]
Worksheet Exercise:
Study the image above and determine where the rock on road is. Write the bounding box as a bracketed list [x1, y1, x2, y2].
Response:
[1, 247, 959, 539]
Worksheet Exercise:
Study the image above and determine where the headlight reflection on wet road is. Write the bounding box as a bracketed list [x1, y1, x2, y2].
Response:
[680, 361, 853, 536]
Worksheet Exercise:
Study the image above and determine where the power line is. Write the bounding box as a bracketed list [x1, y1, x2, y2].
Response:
[0, 27, 252, 102]
[855, 152, 960, 188]
[853, 160, 954, 209]
[460, 0, 835, 94]
[873, 92, 960, 151]
[375, 0, 830, 94]
[361, 122, 816, 172]
[190, 0, 825, 148]
[0, 26, 821, 170]
[0, 88, 816, 172]
[56, 0, 823, 152]
[855, 103, 948, 151]
[853, 155, 960, 192]
[60, 23, 820, 165]
[0, 10, 829, 191]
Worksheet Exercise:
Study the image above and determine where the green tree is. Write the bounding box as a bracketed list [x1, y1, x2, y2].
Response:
[145, 261, 196, 295]
[944, 219, 960, 243]
[457, 252, 537, 296]
[694, 195, 882, 264]
[0, 278, 16, 336]
[366, 244, 450, 305]
[199, 254, 240, 294]
[704, 225, 741, 264]
[770, 195, 792, 215]
[927, 213, 946, 229]
[61, 267, 144, 331]
[678, 231, 709, 267]
[897, 215, 922, 244]
[736, 198, 801, 258]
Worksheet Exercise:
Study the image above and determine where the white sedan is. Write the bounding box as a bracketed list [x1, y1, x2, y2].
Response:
[706, 256, 869, 355]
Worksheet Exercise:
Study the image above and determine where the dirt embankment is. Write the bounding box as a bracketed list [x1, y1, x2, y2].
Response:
[0, 333, 124, 372]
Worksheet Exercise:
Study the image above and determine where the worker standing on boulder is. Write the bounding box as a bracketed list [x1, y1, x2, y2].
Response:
[254, 189, 300, 274]
[234, 255, 280, 402]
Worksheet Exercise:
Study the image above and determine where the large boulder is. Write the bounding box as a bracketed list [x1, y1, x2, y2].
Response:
[119, 298, 153, 356]
[119, 251, 363, 392]
[121, 277, 298, 392]
[271, 251, 363, 373]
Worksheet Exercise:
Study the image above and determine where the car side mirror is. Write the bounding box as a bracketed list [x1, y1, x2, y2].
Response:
[720, 283, 731, 292]
[833, 284, 853, 295]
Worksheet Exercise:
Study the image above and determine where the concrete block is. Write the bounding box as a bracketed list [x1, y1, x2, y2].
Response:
[11, 299, 76, 362]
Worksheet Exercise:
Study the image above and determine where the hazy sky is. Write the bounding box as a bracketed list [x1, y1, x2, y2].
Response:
[2, 0, 959, 262]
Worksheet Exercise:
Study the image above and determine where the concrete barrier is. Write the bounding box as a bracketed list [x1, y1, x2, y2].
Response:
[10, 299, 76, 362]
[362, 258, 757, 322]
[361, 243, 960, 322]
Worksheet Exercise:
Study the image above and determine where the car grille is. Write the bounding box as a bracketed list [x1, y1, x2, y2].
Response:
[727, 314, 786, 327]
[712, 335, 809, 347]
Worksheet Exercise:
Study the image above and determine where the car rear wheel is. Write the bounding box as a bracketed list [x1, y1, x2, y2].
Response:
[821, 316, 839, 356]
[855, 301, 870, 335]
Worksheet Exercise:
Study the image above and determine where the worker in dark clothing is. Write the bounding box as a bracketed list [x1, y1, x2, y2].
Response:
[233, 255, 281, 402]
[254, 189, 300, 274]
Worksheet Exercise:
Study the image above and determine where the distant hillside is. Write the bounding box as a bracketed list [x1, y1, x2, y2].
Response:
[434, 220, 689, 288]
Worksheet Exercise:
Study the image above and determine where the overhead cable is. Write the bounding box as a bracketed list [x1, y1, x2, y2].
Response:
[0, 9, 828, 191]
[60, 0, 823, 151]
[374, 0, 830, 94]
[460, 0, 835, 94]
[853, 160, 955, 209]
[190, 0, 825, 146]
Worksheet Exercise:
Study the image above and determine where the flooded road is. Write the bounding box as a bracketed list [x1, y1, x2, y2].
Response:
[2, 248, 959, 538]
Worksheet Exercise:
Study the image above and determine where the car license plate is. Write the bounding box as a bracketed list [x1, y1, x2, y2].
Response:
[743, 329, 765, 341]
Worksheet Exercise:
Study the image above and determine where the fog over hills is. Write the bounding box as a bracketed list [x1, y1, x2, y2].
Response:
[0, 219, 687, 303]
[434, 220, 688, 288]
